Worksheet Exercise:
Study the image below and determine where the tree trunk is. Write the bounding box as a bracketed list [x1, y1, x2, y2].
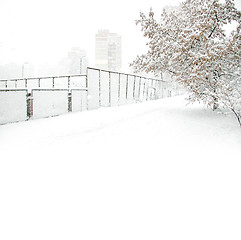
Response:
[212, 96, 219, 111]
[231, 108, 241, 127]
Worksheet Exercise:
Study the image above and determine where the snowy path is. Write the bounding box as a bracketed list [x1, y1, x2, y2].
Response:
[0, 96, 241, 240]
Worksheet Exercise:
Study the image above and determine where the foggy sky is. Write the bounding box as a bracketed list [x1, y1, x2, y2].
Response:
[0, 0, 240, 71]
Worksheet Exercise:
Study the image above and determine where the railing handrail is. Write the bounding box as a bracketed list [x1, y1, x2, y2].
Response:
[0, 68, 164, 83]
[31, 88, 88, 91]
[87, 67, 165, 83]
[0, 74, 87, 82]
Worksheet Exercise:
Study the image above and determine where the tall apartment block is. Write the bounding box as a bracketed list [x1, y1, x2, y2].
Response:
[95, 30, 122, 71]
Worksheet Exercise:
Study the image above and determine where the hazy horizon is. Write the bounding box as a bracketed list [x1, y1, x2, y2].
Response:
[0, 0, 240, 73]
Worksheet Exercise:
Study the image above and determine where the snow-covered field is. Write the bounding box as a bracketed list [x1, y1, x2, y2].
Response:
[0, 96, 240, 240]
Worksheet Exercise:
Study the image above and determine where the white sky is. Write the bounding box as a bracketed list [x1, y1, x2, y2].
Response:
[0, 0, 240, 71]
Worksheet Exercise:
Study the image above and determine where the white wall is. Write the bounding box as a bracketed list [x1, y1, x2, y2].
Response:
[71, 90, 87, 112]
[87, 69, 100, 110]
[0, 90, 27, 124]
[32, 90, 68, 119]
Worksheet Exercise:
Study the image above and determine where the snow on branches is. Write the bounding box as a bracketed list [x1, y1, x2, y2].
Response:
[131, 0, 241, 126]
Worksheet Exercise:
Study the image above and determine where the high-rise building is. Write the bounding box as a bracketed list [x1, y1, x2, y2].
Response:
[95, 30, 121, 71]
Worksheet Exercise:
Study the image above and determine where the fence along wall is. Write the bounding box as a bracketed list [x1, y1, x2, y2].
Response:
[0, 68, 172, 124]
[87, 67, 167, 110]
[0, 75, 88, 124]
[0, 75, 87, 90]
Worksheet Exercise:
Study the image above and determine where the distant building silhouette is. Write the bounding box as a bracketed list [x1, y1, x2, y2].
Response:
[0, 62, 35, 79]
[58, 47, 88, 75]
[95, 30, 121, 71]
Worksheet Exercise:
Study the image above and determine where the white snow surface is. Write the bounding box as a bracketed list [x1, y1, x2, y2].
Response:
[0, 96, 241, 240]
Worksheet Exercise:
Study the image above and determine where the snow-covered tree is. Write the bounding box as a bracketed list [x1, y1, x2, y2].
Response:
[131, 0, 241, 126]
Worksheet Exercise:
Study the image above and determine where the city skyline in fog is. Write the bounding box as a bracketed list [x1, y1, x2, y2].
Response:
[0, 0, 184, 72]
[0, 0, 240, 74]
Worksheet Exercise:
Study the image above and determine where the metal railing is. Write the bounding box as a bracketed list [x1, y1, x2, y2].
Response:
[86, 67, 169, 109]
[0, 68, 181, 125]
[0, 74, 87, 91]
[0, 74, 88, 124]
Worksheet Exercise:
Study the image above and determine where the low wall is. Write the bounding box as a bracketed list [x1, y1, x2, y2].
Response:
[0, 69, 178, 125]
[32, 89, 69, 119]
[0, 90, 27, 124]
[71, 89, 88, 112]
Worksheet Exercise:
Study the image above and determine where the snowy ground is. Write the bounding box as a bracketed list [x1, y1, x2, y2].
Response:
[0, 96, 241, 240]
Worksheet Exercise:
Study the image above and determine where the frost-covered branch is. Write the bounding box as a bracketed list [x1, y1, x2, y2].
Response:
[131, 0, 241, 127]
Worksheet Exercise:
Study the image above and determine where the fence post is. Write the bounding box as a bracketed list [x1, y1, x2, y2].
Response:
[133, 76, 136, 101]
[150, 79, 154, 100]
[109, 72, 111, 107]
[99, 70, 101, 107]
[86, 67, 100, 110]
[143, 80, 146, 101]
[155, 80, 158, 99]
[126, 75, 129, 102]
[146, 79, 149, 100]
[26, 92, 33, 119]
[138, 77, 142, 101]
[156, 81, 159, 99]
[68, 91, 72, 112]
[68, 76, 70, 89]
[118, 73, 121, 106]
